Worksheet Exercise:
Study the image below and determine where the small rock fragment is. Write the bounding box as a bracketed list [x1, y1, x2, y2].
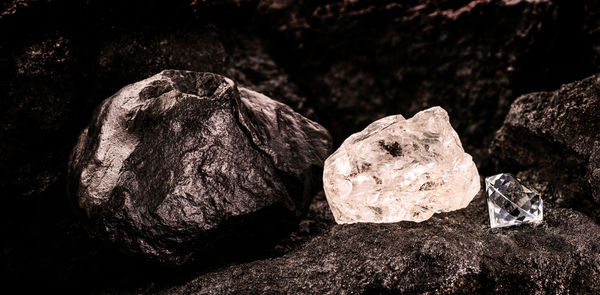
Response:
[323, 106, 480, 224]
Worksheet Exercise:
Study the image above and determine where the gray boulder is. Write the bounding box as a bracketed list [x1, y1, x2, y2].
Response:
[68, 70, 331, 266]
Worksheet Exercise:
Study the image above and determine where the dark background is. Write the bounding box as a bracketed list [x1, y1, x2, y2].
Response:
[1, 0, 599, 293]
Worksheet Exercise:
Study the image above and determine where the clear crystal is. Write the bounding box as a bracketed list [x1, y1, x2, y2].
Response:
[322, 106, 480, 224]
[485, 173, 543, 228]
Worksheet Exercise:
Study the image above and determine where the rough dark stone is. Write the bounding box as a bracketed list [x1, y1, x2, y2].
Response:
[256, 0, 599, 170]
[2, 23, 311, 199]
[1, 4, 320, 289]
[222, 30, 314, 118]
[0, 0, 46, 20]
[67, 70, 331, 266]
[584, 0, 600, 67]
[96, 26, 313, 117]
[0, 33, 86, 197]
[491, 73, 600, 220]
[95, 27, 226, 98]
[152, 191, 600, 294]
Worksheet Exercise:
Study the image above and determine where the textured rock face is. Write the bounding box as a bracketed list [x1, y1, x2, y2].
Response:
[323, 107, 479, 224]
[156, 192, 600, 294]
[0, 34, 81, 197]
[1, 21, 312, 200]
[491, 73, 600, 220]
[257, 0, 599, 168]
[3, 0, 600, 293]
[68, 70, 331, 266]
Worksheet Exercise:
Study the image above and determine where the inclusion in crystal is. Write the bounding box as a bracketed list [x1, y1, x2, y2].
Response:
[485, 173, 543, 228]
[322, 106, 480, 224]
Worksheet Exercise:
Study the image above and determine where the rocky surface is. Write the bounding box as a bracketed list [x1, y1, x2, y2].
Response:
[2, 0, 600, 293]
[256, 0, 599, 169]
[323, 107, 479, 224]
[0, 33, 83, 196]
[68, 70, 331, 266]
[491, 73, 600, 221]
[154, 191, 600, 294]
[1, 3, 311, 200]
[585, 0, 600, 67]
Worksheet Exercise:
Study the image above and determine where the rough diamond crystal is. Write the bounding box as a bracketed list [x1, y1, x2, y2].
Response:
[322, 106, 480, 224]
[485, 173, 543, 228]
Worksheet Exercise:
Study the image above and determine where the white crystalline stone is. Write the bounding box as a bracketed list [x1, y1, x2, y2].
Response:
[322, 106, 480, 224]
[485, 173, 543, 228]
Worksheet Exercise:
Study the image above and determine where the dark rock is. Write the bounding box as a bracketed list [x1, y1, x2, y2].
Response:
[222, 30, 314, 118]
[2, 0, 600, 292]
[491, 73, 600, 220]
[96, 27, 227, 97]
[0, 0, 47, 20]
[2, 23, 310, 199]
[257, 0, 599, 169]
[0, 33, 87, 197]
[1, 184, 177, 294]
[584, 0, 600, 67]
[97, 27, 313, 117]
[67, 70, 331, 266]
[153, 192, 600, 294]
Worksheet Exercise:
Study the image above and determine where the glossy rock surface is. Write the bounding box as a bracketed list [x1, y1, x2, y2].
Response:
[67, 70, 331, 266]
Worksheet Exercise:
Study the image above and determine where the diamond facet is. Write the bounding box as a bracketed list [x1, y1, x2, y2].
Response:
[485, 173, 543, 228]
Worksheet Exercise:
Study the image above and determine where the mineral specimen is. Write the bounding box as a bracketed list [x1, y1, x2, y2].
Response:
[486, 173, 543, 228]
[322, 106, 480, 224]
[67, 70, 331, 266]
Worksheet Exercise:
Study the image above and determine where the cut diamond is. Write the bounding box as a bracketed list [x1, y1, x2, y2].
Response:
[485, 173, 543, 228]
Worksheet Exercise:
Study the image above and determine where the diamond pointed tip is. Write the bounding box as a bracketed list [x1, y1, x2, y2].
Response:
[485, 173, 543, 228]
